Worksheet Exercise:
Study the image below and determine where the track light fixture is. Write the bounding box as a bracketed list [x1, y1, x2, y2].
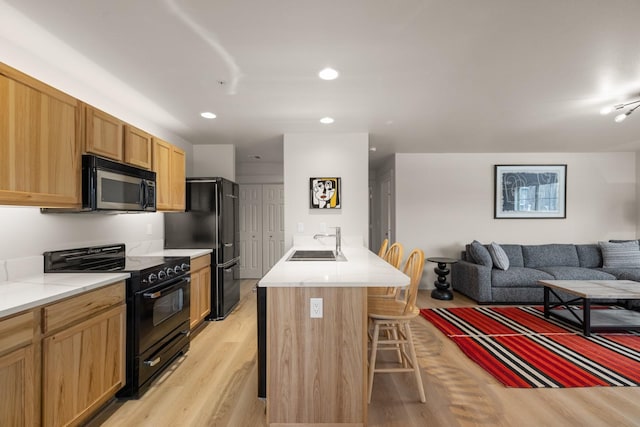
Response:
[600, 99, 640, 123]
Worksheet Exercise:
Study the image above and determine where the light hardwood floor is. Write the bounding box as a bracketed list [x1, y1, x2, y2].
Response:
[88, 280, 640, 427]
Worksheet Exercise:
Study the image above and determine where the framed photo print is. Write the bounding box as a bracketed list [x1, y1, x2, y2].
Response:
[494, 164, 566, 219]
[310, 177, 341, 209]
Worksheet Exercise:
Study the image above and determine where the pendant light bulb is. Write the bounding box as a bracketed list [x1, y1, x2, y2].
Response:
[614, 112, 628, 123]
[600, 105, 614, 115]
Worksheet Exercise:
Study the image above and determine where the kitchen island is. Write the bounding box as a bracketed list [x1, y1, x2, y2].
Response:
[258, 245, 410, 427]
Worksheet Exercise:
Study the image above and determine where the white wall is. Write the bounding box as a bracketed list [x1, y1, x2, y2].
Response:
[192, 145, 236, 180]
[637, 151, 640, 237]
[0, 207, 164, 260]
[393, 152, 637, 288]
[283, 133, 369, 249]
[236, 161, 284, 184]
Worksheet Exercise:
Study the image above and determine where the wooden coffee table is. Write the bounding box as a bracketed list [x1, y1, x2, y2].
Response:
[537, 280, 640, 336]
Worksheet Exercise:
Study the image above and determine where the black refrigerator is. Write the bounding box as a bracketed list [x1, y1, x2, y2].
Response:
[164, 177, 241, 320]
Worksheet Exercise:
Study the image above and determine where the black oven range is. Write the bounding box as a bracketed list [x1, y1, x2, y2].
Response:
[44, 244, 191, 398]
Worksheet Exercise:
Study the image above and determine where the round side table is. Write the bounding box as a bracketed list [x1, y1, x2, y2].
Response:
[426, 257, 458, 300]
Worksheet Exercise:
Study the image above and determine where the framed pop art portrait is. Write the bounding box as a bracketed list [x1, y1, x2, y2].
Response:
[310, 177, 341, 209]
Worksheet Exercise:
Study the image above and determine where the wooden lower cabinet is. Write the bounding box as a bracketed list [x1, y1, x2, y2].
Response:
[0, 311, 37, 427]
[41, 281, 126, 427]
[190, 254, 212, 330]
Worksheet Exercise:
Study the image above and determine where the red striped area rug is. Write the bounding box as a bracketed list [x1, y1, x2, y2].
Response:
[419, 306, 640, 388]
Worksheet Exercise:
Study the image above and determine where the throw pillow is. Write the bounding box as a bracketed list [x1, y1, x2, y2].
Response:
[598, 241, 640, 268]
[468, 240, 492, 267]
[489, 242, 510, 270]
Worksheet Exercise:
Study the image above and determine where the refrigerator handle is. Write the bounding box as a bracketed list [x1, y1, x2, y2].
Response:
[218, 257, 240, 269]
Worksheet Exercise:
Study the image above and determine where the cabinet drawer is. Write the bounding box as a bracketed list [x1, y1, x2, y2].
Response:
[191, 254, 211, 271]
[0, 311, 35, 356]
[42, 281, 125, 334]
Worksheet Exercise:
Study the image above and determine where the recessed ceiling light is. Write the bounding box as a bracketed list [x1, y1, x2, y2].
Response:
[320, 117, 334, 124]
[318, 67, 339, 80]
[200, 112, 217, 119]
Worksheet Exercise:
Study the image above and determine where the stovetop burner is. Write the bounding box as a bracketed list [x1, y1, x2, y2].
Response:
[44, 244, 191, 292]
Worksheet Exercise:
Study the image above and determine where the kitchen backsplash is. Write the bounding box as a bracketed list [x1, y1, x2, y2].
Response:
[0, 206, 164, 271]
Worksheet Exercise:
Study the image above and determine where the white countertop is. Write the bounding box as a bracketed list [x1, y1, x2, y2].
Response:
[258, 246, 409, 287]
[0, 272, 131, 319]
[0, 247, 211, 320]
[146, 249, 213, 259]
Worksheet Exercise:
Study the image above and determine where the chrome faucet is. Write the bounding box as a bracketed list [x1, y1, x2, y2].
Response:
[313, 226, 342, 254]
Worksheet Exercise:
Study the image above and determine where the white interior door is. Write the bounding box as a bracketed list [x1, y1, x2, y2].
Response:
[380, 174, 392, 244]
[239, 185, 262, 278]
[262, 184, 285, 275]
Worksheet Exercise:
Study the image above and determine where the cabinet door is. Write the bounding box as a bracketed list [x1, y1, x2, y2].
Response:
[0, 345, 35, 427]
[153, 138, 172, 210]
[84, 105, 124, 161]
[189, 268, 201, 330]
[124, 125, 152, 169]
[42, 304, 125, 427]
[198, 267, 212, 321]
[0, 64, 81, 207]
[170, 146, 186, 211]
[153, 138, 185, 212]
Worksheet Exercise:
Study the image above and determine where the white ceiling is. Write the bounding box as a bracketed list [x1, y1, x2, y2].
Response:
[4, 0, 640, 167]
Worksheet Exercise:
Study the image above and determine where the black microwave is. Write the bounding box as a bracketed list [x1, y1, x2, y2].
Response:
[81, 155, 156, 212]
[42, 154, 157, 213]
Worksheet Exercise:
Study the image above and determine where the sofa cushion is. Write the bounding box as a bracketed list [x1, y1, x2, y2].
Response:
[600, 268, 640, 281]
[536, 266, 616, 280]
[598, 241, 640, 268]
[491, 267, 554, 288]
[522, 244, 579, 268]
[488, 242, 509, 270]
[500, 244, 524, 268]
[576, 244, 602, 268]
[468, 240, 492, 267]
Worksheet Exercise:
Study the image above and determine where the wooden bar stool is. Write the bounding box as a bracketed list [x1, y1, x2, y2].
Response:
[377, 238, 389, 257]
[367, 248, 426, 403]
[368, 242, 404, 298]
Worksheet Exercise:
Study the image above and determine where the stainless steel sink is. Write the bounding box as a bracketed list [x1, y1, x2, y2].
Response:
[286, 250, 347, 261]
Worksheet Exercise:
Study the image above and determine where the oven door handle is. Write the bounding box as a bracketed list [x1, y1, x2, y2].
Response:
[143, 277, 190, 299]
[144, 356, 161, 367]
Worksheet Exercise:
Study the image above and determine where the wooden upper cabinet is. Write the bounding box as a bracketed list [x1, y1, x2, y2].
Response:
[153, 138, 185, 211]
[124, 125, 152, 169]
[170, 145, 186, 210]
[0, 63, 81, 207]
[153, 138, 172, 210]
[84, 104, 124, 162]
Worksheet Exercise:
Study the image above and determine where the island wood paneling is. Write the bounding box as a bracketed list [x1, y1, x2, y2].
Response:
[266, 286, 367, 427]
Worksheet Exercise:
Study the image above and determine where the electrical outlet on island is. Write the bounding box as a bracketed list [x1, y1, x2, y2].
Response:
[310, 298, 323, 318]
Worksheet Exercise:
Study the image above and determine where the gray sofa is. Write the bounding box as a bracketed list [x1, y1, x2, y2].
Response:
[451, 242, 640, 304]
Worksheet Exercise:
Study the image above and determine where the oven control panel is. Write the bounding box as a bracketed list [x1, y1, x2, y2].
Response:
[140, 258, 190, 290]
